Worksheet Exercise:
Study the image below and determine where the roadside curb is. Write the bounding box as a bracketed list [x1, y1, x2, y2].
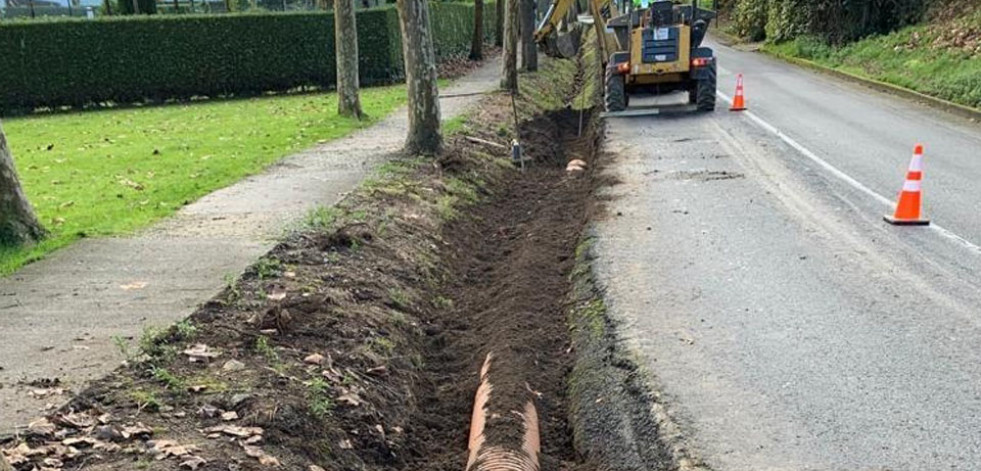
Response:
[566, 234, 709, 471]
[760, 48, 981, 123]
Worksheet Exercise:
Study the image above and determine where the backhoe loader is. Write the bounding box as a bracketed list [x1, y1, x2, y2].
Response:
[535, 0, 718, 114]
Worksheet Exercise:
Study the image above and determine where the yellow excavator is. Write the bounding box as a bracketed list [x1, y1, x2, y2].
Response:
[535, 0, 718, 114]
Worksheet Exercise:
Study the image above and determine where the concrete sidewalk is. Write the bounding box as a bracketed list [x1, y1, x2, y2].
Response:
[0, 58, 502, 434]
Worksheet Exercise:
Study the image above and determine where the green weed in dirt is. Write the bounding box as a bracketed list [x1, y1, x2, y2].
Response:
[0, 85, 407, 276]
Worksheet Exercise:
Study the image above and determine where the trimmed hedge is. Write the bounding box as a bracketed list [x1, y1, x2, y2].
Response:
[0, 3, 497, 113]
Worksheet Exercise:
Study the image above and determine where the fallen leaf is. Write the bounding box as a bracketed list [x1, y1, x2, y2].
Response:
[221, 411, 239, 421]
[180, 456, 207, 469]
[338, 439, 353, 450]
[337, 393, 362, 407]
[183, 344, 221, 361]
[53, 412, 95, 429]
[43, 457, 64, 467]
[202, 425, 263, 438]
[188, 384, 209, 393]
[27, 418, 57, 436]
[266, 291, 287, 301]
[243, 435, 262, 444]
[122, 423, 153, 439]
[242, 444, 280, 466]
[303, 353, 324, 365]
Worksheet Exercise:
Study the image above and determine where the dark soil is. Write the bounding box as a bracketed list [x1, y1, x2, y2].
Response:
[1, 64, 604, 471]
[405, 107, 600, 471]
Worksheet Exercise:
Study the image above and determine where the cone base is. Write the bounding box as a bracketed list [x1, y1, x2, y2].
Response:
[730, 107, 747, 112]
[884, 215, 930, 226]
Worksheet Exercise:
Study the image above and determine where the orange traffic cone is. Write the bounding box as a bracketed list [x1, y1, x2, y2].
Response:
[730, 74, 748, 112]
[885, 144, 930, 226]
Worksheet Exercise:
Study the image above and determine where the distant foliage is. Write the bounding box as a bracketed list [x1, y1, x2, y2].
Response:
[116, 0, 158, 14]
[727, 0, 931, 44]
[0, 3, 498, 113]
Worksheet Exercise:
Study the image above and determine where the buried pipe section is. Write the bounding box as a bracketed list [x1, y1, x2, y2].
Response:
[467, 353, 541, 471]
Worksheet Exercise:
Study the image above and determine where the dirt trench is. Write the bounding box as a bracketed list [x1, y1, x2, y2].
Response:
[403, 107, 602, 471]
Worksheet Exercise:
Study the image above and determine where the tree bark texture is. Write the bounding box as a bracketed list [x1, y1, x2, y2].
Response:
[501, 0, 519, 92]
[495, 0, 504, 46]
[519, 0, 537, 71]
[0, 121, 45, 248]
[469, 0, 484, 60]
[0, 454, 13, 471]
[335, 0, 364, 119]
[397, 0, 442, 155]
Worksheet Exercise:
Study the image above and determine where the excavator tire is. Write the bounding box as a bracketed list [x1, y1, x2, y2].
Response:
[605, 65, 627, 112]
[695, 63, 717, 112]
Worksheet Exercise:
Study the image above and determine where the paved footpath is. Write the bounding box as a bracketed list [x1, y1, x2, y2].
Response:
[0, 58, 501, 434]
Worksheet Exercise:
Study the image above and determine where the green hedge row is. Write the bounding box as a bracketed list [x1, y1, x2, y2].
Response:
[0, 3, 497, 113]
[720, 0, 929, 44]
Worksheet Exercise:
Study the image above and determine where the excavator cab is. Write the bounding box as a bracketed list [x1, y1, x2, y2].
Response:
[535, 0, 718, 114]
[604, 0, 717, 112]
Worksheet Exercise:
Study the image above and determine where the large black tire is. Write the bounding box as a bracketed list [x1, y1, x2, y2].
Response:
[695, 63, 717, 112]
[605, 65, 627, 112]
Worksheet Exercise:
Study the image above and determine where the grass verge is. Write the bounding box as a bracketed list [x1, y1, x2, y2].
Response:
[763, 11, 981, 110]
[0, 85, 407, 276]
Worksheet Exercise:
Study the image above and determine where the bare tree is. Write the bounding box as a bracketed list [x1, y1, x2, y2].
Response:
[501, 0, 519, 92]
[520, 0, 537, 71]
[335, 0, 364, 118]
[396, 0, 442, 154]
[0, 121, 45, 248]
[469, 0, 484, 61]
[495, 0, 504, 46]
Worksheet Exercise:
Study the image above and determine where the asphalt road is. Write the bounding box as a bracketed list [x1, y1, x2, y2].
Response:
[592, 38, 981, 470]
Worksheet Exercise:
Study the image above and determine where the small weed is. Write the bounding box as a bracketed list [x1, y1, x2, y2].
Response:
[112, 335, 135, 362]
[388, 288, 410, 309]
[175, 320, 198, 340]
[223, 273, 241, 300]
[436, 195, 460, 220]
[308, 377, 335, 418]
[255, 335, 279, 362]
[433, 295, 454, 309]
[129, 389, 161, 412]
[255, 257, 281, 280]
[304, 206, 341, 231]
[151, 366, 185, 391]
[370, 336, 396, 355]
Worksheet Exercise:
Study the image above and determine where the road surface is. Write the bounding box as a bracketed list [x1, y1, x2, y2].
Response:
[593, 38, 981, 470]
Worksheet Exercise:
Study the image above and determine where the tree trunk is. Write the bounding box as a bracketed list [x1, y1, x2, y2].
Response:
[469, 0, 484, 60]
[0, 454, 14, 471]
[494, 0, 504, 46]
[519, 0, 537, 71]
[396, 0, 442, 155]
[335, 0, 364, 119]
[0, 122, 45, 248]
[500, 0, 519, 92]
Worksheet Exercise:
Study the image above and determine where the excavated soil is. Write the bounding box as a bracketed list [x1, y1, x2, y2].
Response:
[1, 67, 604, 471]
[406, 107, 600, 471]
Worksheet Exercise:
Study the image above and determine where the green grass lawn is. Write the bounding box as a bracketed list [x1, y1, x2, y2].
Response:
[0, 86, 407, 275]
[765, 10, 981, 110]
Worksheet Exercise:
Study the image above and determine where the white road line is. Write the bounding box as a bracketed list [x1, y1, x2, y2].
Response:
[716, 90, 981, 255]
